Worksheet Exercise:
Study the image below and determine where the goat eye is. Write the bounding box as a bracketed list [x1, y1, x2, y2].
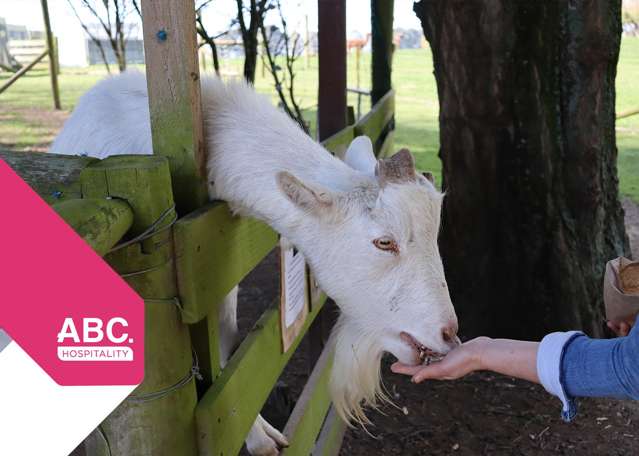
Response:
[373, 237, 398, 253]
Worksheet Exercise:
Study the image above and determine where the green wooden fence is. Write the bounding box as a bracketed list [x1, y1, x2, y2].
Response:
[0, 88, 394, 456]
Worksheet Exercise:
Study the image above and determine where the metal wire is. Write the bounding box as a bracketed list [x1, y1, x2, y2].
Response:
[143, 296, 184, 312]
[119, 257, 174, 278]
[108, 205, 177, 254]
[126, 350, 202, 404]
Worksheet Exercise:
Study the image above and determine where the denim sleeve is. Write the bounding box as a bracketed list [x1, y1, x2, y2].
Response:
[537, 331, 584, 421]
[562, 323, 639, 402]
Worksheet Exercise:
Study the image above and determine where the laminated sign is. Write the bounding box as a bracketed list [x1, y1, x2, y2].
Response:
[279, 237, 310, 352]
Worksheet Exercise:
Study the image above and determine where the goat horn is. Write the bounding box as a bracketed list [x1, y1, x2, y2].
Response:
[376, 148, 416, 186]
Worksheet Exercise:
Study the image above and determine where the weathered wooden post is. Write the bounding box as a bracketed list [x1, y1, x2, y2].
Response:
[81, 156, 198, 456]
[140, 0, 209, 214]
[318, 0, 347, 140]
[311, 0, 347, 367]
[80, 0, 210, 453]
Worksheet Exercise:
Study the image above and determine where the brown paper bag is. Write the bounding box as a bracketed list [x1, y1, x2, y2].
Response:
[604, 257, 639, 321]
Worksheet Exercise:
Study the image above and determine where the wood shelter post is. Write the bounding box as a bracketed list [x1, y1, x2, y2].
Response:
[141, 0, 209, 214]
[311, 0, 347, 367]
[318, 0, 347, 140]
[371, 0, 394, 104]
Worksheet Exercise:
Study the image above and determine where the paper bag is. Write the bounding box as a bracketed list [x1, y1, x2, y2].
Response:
[604, 257, 639, 321]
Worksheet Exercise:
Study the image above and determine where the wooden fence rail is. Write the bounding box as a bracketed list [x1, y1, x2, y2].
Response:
[354, 89, 395, 157]
[0, 50, 49, 95]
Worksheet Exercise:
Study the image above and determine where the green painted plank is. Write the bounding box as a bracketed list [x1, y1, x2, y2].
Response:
[281, 345, 334, 456]
[173, 201, 278, 324]
[321, 125, 355, 158]
[190, 306, 222, 389]
[354, 89, 395, 144]
[0, 149, 96, 204]
[52, 198, 134, 256]
[311, 407, 347, 456]
[195, 296, 327, 456]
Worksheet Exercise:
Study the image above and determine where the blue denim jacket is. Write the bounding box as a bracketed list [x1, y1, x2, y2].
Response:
[536, 324, 639, 421]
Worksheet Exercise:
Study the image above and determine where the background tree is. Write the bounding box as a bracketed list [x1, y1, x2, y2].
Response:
[414, 0, 629, 339]
[195, 0, 223, 76]
[259, 0, 308, 134]
[67, 0, 137, 73]
[236, 0, 269, 83]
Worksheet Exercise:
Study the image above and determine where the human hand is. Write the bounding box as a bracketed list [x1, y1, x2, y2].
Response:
[391, 337, 491, 383]
[607, 314, 636, 337]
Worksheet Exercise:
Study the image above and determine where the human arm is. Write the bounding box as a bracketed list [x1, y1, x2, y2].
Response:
[392, 316, 639, 421]
[391, 337, 540, 384]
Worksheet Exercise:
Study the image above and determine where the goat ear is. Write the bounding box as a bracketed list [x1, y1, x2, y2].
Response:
[277, 171, 333, 213]
[344, 136, 376, 175]
[376, 148, 417, 186]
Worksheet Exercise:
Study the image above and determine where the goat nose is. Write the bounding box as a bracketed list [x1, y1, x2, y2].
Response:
[441, 321, 461, 348]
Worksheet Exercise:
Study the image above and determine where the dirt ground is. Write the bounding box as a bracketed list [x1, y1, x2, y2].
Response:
[236, 200, 639, 456]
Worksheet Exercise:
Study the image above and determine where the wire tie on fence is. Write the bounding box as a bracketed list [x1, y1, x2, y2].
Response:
[108, 205, 177, 254]
[143, 296, 183, 311]
[127, 350, 201, 403]
[119, 257, 174, 278]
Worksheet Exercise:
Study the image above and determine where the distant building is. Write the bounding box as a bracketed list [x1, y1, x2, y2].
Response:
[0, 16, 144, 68]
[87, 39, 144, 66]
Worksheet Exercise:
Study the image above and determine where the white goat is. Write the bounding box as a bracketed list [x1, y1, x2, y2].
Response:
[51, 72, 459, 454]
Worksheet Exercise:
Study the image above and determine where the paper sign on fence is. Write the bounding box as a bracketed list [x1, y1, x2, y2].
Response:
[279, 237, 309, 352]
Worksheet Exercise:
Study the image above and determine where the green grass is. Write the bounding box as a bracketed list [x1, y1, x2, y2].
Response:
[617, 39, 639, 202]
[1, 43, 638, 200]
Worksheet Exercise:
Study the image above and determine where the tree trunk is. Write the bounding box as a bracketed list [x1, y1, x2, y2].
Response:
[414, 0, 629, 339]
[243, 33, 258, 83]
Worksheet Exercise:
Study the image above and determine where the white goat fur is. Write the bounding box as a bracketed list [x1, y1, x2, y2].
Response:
[51, 72, 458, 428]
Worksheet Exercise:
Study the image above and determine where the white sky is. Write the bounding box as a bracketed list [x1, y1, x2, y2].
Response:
[0, 0, 422, 38]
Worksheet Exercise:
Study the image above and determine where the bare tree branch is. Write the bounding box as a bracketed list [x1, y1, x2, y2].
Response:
[131, 0, 141, 17]
[195, 5, 221, 76]
[66, 0, 111, 73]
[68, 0, 133, 72]
[259, 3, 309, 135]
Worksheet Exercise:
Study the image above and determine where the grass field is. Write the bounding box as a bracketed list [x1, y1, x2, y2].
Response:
[1, 42, 638, 200]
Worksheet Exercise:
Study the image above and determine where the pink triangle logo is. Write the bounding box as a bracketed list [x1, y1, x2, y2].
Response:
[0, 159, 144, 386]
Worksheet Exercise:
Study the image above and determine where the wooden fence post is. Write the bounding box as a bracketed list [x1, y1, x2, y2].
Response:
[311, 0, 347, 368]
[318, 0, 347, 140]
[371, 0, 394, 104]
[80, 156, 198, 456]
[40, 0, 61, 110]
[141, 0, 208, 214]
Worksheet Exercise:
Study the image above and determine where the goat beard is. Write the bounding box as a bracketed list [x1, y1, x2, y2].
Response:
[329, 314, 390, 426]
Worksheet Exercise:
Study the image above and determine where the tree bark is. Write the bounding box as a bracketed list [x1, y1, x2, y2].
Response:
[237, 0, 265, 84]
[414, 0, 629, 339]
[243, 33, 258, 83]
